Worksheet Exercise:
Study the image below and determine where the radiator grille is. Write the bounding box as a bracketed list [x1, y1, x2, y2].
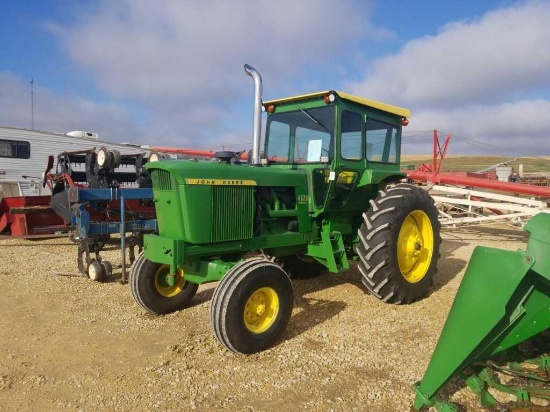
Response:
[211, 186, 255, 242]
[151, 170, 175, 191]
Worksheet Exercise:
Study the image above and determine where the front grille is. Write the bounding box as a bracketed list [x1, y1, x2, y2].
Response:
[151, 170, 175, 191]
[211, 186, 254, 242]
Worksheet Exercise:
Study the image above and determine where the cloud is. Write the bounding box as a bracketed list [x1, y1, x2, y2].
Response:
[403, 99, 550, 155]
[350, 1, 550, 155]
[0, 72, 141, 141]
[52, 0, 377, 102]
[349, 1, 550, 108]
[45, 0, 384, 146]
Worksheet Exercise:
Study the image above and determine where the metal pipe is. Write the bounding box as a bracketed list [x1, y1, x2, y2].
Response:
[244, 64, 263, 166]
[120, 194, 126, 283]
[147, 146, 249, 161]
[407, 170, 550, 197]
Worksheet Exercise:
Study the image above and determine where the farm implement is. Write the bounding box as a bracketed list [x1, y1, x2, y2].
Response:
[130, 64, 442, 353]
[412, 212, 550, 411]
[0, 194, 66, 237]
[45, 147, 157, 281]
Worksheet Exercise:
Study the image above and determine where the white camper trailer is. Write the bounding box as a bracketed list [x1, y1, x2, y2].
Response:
[0, 127, 149, 199]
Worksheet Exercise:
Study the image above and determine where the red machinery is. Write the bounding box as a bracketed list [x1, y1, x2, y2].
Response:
[0, 195, 66, 237]
[406, 130, 550, 198]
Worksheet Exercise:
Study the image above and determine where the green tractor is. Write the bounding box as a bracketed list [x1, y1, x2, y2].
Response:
[130, 64, 441, 353]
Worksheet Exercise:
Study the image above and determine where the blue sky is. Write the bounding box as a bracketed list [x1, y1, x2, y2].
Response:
[1, 0, 549, 155]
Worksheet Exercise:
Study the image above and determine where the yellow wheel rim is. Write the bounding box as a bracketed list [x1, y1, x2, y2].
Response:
[154, 265, 186, 297]
[397, 210, 434, 283]
[243, 287, 279, 334]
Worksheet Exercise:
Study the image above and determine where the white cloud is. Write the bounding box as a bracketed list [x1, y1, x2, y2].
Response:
[403, 99, 550, 155]
[0, 72, 141, 141]
[351, 1, 550, 156]
[350, 1, 550, 107]
[46, 0, 377, 147]
[54, 0, 377, 101]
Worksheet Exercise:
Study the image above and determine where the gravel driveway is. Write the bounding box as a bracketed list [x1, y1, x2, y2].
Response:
[0, 224, 543, 411]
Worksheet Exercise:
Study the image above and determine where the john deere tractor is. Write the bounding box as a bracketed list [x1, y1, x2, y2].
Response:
[130, 64, 441, 354]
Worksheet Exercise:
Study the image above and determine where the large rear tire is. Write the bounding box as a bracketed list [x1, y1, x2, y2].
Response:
[210, 259, 294, 354]
[130, 253, 198, 314]
[357, 184, 440, 304]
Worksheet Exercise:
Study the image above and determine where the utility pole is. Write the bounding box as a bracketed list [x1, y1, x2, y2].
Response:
[30, 78, 34, 130]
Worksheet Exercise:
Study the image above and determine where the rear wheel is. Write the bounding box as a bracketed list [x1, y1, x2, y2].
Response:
[357, 184, 440, 304]
[130, 253, 198, 314]
[210, 259, 294, 354]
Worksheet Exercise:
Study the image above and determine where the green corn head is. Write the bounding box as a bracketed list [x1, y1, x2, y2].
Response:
[412, 213, 550, 411]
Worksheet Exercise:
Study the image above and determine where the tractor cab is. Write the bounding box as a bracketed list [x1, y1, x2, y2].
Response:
[260, 91, 410, 214]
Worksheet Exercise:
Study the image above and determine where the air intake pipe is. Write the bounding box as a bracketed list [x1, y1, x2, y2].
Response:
[244, 64, 262, 166]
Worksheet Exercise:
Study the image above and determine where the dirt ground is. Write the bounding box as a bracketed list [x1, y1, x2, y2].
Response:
[0, 223, 547, 411]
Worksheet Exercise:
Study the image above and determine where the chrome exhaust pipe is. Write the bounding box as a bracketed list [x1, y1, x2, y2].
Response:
[244, 64, 262, 166]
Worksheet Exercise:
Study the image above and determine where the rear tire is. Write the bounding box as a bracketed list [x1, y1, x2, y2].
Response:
[210, 259, 294, 354]
[130, 253, 198, 314]
[357, 184, 440, 304]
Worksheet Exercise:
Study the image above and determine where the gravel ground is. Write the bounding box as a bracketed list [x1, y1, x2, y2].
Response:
[0, 224, 547, 411]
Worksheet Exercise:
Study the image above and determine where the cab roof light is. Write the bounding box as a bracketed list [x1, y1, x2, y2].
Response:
[262, 104, 275, 113]
[323, 92, 336, 104]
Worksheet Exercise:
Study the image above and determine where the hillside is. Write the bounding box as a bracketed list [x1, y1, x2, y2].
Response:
[401, 155, 550, 175]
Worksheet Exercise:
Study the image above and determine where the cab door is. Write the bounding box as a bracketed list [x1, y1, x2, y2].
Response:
[327, 110, 365, 210]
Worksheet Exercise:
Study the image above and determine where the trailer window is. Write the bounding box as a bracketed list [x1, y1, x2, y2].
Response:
[0, 139, 31, 159]
[366, 120, 399, 164]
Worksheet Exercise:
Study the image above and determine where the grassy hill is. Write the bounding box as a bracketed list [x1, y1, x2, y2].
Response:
[401, 155, 550, 175]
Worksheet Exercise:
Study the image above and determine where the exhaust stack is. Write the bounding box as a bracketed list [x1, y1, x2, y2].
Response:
[244, 64, 262, 166]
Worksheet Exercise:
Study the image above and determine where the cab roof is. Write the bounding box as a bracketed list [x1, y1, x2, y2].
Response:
[263, 91, 411, 118]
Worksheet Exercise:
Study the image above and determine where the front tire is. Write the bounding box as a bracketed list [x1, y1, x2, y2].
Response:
[210, 259, 294, 354]
[130, 253, 198, 314]
[357, 184, 440, 304]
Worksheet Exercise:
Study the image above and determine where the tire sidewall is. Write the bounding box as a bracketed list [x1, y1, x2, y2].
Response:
[222, 265, 293, 354]
[359, 184, 441, 303]
[131, 253, 198, 314]
[386, 186, 440, 297]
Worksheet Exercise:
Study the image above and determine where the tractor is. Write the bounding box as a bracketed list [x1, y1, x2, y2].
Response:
[130, 64, 441, 354]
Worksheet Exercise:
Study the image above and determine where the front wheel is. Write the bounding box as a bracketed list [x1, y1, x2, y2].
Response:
[357, 184, 441, 304]
[130, 253, 198, 314]
[210, 259, 294, 354]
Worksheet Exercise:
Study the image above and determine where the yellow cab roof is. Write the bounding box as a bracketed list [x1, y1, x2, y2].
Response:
[263, 91, 411, 118]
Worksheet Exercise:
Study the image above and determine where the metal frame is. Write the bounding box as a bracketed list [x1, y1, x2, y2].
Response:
[428, 184, 549, 226]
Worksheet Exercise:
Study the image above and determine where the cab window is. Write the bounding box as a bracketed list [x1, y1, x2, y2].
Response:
[366, 119, 399, 163]
[341, 111, 363, 160]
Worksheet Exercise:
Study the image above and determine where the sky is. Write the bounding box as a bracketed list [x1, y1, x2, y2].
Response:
[0, 0, 549, 156]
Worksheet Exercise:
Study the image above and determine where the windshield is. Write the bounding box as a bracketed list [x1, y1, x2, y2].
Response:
[265, 106, 334, 163]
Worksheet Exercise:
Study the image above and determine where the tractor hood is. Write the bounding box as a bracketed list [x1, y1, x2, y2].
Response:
[146, 160, 307, 187]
